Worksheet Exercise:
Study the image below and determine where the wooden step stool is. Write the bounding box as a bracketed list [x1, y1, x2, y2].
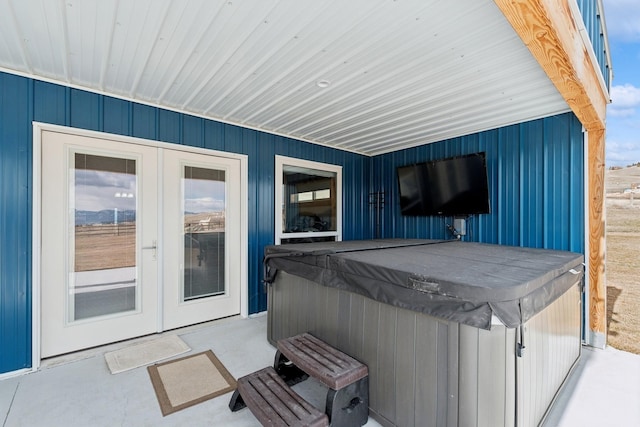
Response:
[274, 333, 369, 427]
[229, 333, 369, 427]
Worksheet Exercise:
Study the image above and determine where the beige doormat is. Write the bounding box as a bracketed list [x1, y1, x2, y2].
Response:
[105, 335, 191, 374]
[147, 350, 237, 416]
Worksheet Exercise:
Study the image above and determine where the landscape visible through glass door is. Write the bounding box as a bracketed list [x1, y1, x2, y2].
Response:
[183, 166, 226, 301]
[72, 153, 138, 320]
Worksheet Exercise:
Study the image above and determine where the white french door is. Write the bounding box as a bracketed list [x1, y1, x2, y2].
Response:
[39, 128, 242, 358]
[161, 149, 241, 330]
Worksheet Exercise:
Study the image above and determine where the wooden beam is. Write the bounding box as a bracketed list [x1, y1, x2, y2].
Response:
[494, 0, 608, 346]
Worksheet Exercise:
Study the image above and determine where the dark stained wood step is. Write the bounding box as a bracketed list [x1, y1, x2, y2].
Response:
[233, 366, 328, 427]
[277, 333, 368, 390]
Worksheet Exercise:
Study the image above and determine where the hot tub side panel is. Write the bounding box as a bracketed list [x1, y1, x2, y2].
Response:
[268, 271, 460, 427]
[456, 283, 581, 427]
[458, 324, 517, 427]
[517, 282, 582, 426]
[267, 271, 581, 427]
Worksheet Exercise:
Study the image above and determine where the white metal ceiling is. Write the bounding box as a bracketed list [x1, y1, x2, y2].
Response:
[0, 0, 570, 156]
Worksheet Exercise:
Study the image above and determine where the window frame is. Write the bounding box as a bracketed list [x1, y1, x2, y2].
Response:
[275, 155, 342, 244]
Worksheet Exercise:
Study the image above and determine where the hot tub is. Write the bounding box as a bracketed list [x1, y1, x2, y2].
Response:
[265, 239, 583, 427]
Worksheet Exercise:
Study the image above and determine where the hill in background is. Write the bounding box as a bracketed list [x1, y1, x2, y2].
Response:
[606, 165, 640, 194]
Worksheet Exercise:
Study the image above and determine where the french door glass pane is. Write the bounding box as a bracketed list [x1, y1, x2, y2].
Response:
[70, 153, 137, 321]
[183, 166, 226, 301]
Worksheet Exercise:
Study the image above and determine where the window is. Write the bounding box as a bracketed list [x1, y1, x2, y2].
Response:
[275, 156, 342, 244]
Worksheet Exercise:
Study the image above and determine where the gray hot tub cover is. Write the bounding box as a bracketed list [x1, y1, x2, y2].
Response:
[264, 239, 584, 330]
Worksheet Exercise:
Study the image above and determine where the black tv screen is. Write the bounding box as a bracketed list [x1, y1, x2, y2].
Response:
[397, 152, 490, 216]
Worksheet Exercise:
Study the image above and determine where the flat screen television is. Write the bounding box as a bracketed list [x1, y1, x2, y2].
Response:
[397, 152, 490, 216]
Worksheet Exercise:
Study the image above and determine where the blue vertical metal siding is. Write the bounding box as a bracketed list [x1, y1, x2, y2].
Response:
[158, 109, 182, 145]
[33, 81, 66, 125]
[132, 103, 157, 140]
[183, 115, 204, 148]
[0, 72, 373, 373]
[0, 73, 33, 372]
[577, 0, 611, 89]
[103, 97, 131, 136]
[372, 113, 585, 254]
[70, 89, 102, 131]
[203, 120, 225, 152]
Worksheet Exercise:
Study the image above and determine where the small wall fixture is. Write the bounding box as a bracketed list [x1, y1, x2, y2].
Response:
[316, 79, 331, 88]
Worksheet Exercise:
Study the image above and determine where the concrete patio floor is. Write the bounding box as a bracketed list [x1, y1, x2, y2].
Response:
[1, 314, 638, 427]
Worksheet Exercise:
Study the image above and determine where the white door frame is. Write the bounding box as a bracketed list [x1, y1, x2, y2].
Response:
[32, 122, 248, 371]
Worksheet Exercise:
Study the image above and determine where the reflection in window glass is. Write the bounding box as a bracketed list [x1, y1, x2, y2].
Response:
[71, 153, 137, 321]
[183, 166, 226, 301]
[282, 166, 337, 233]
[297, 192, 313, 202]
[315, 189, 331, 200]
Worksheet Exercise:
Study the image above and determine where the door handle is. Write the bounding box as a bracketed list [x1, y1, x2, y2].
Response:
[142, 240, 157, 259]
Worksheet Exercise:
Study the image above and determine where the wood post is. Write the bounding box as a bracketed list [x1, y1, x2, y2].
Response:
[587, 128, 607, 346]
